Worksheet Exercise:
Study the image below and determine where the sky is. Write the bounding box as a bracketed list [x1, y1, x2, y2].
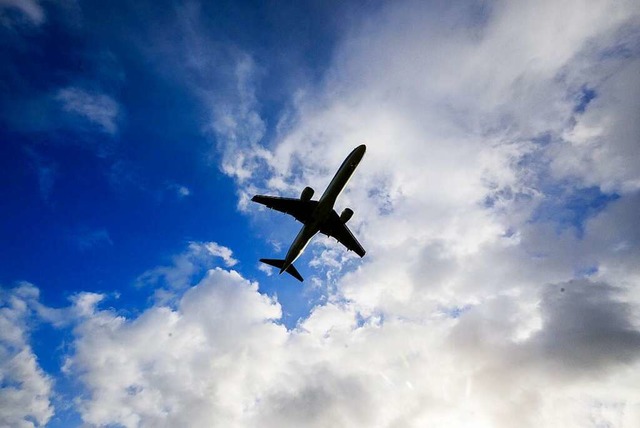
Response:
[1, 0, 640, 427]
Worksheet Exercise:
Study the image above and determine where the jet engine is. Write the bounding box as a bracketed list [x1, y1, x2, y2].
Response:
[300, 186, 314, 201]
[340, 208, 354, 223]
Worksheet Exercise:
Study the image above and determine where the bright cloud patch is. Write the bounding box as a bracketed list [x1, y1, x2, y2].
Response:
[2, 0, 640, 427]
[0, 284, 54, 427]
[66, 269, 285, 427]
[194, 0, 638, 426]
[56, 87, 120, 135]
[0, 0, 45, 26]
[37, 266, 640, 427]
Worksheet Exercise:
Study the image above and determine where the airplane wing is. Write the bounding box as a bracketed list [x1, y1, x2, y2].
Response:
[320, 210, 366, 257]
[251, 195, 318, 223]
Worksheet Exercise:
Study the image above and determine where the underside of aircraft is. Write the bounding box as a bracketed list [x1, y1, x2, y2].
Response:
[252, 144, 367, 281]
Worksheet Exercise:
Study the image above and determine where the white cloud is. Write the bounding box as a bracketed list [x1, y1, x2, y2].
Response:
[201, 242, 238, 267]
[257, 262, 273, 276]
[207, 55, 269, 183]
[60, 267, 640, 427]
[67, 268, 286, 427]
[22, 0, 640, 426]
[231, 0, 639, 300]
[56, 87, 121, 134]
[140, 2, 271, 187]
[220, 0, 639, 425]
[0, 0, 45, 26]
[136, 242, 239, 302]
[0, 283, 54, 427]
[166, 183, 191, 198]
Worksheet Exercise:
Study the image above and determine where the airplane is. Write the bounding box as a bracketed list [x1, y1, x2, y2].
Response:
[252, 144, 367, 282]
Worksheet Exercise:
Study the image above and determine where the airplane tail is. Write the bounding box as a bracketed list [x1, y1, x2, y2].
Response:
[259, 258, 304, 282]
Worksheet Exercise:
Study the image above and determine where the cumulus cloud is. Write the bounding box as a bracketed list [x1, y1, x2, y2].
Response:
[60, 267, 640, 427]
[15, 0, 639, 426]
[198, 0, 639, 425]
[56, 87, 121, 134]
[66, 268, 285, 427]
[230, 0, 640, 292]
[0, 283, 54, 427]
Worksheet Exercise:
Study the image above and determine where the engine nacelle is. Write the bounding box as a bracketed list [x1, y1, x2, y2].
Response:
[300, 186, 314, 201]
[340, 208, 354, 223]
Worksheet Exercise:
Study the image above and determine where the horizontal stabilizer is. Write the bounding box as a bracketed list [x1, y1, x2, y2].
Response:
[259, 258, 304, 282]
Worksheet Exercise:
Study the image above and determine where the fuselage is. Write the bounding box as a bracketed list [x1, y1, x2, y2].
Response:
[280, 144, 366, 274]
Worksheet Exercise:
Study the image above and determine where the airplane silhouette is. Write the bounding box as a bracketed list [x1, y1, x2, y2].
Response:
[252, 145, 366, 281]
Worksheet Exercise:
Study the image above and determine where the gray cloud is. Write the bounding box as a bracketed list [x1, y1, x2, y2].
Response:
[533, 280, 640, 374]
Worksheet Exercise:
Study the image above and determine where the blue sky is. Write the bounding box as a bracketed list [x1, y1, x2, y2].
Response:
[1, 0, 340, 313]
[2, 1, 640, 427]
